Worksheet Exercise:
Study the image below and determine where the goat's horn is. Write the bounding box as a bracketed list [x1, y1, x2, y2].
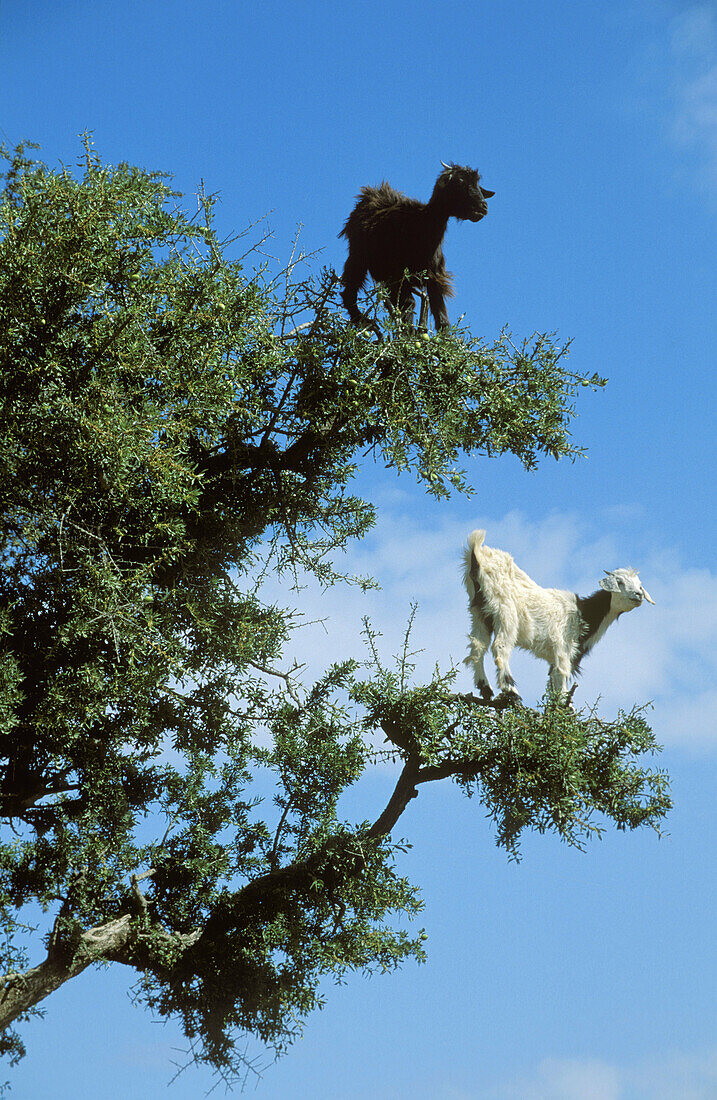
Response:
[641, 586, 656, 605]
[440, 160, 451, 169]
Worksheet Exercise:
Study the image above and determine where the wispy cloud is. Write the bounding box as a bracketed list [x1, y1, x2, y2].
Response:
[261, 507, 717, 752]
[485, 1056, 620, 1100]
[669, 5, 717, 187]
[484, 1047, 717, 1100]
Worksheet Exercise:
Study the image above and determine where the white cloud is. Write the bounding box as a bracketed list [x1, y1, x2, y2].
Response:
[669, 6, 717, 186]
[671, 6, 716, 66]
[657, 688, 717, 750]
[485, 1057, 620, 1100]
[259, 508, 717, 752]
[625, 1047, 717, 1100]
[484, 1047, 717, 1100]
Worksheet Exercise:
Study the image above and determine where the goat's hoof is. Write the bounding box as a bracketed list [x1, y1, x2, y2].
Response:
[495, 691, 521, 709]
[478, 684, 494, 702]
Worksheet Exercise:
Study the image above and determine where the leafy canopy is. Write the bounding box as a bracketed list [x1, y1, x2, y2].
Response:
[0, 140, 669, 1088]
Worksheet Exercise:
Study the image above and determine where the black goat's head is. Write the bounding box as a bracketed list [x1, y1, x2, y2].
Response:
[435, 162, 494, 222]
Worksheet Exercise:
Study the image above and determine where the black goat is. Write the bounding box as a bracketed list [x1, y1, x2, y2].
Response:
[338, 162, 494, 332]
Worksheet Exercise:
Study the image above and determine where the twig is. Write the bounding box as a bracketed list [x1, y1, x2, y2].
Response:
[248, 660, 304, 705]
[282, 321, 314, 338]
[130, 874, 150, 925]
[269, 794, 294, 871]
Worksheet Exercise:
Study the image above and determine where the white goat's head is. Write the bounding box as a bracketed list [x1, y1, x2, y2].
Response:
[599, 568, 655, 610]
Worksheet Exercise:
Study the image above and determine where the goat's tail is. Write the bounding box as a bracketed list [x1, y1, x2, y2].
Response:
[463, 530, 487, 601]
[467, 529, 486, 556]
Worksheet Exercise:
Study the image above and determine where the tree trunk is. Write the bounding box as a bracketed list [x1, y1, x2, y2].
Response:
[0, 745, 454, 1033]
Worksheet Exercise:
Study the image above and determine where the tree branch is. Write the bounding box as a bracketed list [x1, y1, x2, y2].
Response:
[366, 760, 421, 839]
[0, 915, 134, 1031]
[0, 879, 201, 1033]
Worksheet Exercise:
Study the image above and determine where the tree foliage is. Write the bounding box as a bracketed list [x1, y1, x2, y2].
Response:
[0, 140, 670, 1088]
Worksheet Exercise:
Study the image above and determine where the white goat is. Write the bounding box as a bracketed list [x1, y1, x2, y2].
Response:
[463, 529, 654, 701]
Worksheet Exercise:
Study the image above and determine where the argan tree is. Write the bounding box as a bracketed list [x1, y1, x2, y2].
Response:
[0, 141, 670, 1088]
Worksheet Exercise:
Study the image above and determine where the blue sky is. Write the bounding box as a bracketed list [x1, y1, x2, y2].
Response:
[1, 1, 716, 1097]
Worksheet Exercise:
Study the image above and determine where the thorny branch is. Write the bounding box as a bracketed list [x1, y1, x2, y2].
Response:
[366, 691, 538, 839]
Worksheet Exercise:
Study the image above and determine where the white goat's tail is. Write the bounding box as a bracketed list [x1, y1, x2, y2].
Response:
[464, 530, 487, 600]
[467, 529, 486, 557]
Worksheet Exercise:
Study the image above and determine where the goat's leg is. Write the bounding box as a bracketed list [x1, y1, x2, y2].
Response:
[394, 281, 416, 329]
[491, 634, 520, 699]
[340, 254, 371, 328]
[465, 622, 493, 700]
[416, 285, 429, 332]
[427, 277, 450, 331]
[548, 659, 573, 704]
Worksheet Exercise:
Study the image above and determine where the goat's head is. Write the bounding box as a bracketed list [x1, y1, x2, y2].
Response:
[436, 162, 494, 222]
[600, 568, 655, 611]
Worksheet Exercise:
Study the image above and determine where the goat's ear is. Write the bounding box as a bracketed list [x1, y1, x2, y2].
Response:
[600, 571, 621, 593]
[481, 188, 495, 198]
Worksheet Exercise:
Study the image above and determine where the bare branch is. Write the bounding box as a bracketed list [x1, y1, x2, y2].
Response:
[248, 659, 305, 705]
[366, 760, 421, 840]
[130, 875, 150, 926]
[269, 794, 294, 871]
